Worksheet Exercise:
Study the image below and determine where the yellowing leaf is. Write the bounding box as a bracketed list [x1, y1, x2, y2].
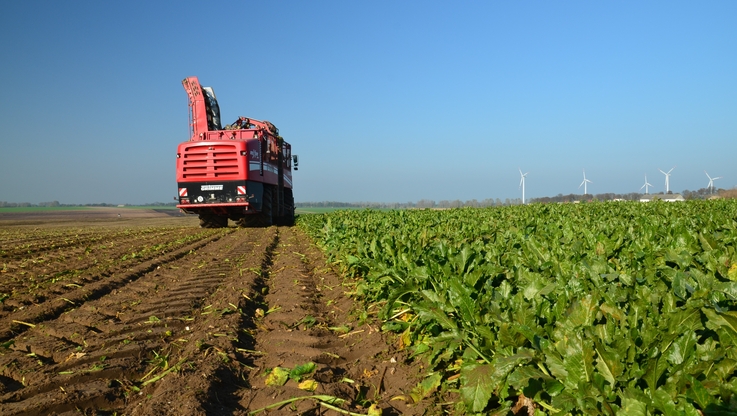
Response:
[298, 379, 318, 391]
[264, 367, 289, 386]
[728, 263, 737, 282]
[399, 327, 412, 350]
[367, 403, 383, 416]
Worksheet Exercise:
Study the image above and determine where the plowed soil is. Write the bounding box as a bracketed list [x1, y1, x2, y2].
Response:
[0, 210, 432, 415]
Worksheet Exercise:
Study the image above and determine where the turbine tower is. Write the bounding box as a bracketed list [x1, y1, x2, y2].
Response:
[640, 175, 653, 194]
[519, 168, 529, 204]
[579, 169, 592, 195]
[705, 171, 722, 194]
[658, 166, 675, 193]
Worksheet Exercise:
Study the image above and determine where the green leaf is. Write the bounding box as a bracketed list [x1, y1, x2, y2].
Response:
[447, 278, 476, 324]
[562, 295, 597, 329]
[666, 332, 696, 367]
[652, 388, 680, 416]
[595, 346, 623, 386]
[644, 356, 670, 393]
[714, 282, 737, 300]
[460, 363, 494, 413]
[685, 375, 714, 410]
[522, 273, 557, 301]
[561, 333, 595, 390]
[409, 373, 442, 403]
[618, 393, 647, 416]
[703, 308, 737, 341]
[698, 232, 718, 251]
[507, 365, 552, 390]
[380, 321, 407, 333]
[289, 362, 317, 381]
[414, 303, 459, 335]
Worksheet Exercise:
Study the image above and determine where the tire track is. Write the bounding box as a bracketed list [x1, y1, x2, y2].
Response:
[237, 227, 425, 415]
[0, 229, 223, 320]
[0, 227, 273, 415]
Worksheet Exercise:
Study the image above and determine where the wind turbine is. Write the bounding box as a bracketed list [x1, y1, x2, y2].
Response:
[579, 169, 592, 195]
[658, 166, 675, 193]
[519, 168, 529, 204]
[640, 175, 653, 194]
[705, 171, 722, 194]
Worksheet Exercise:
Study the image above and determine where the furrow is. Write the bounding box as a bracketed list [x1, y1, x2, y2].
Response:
[0, 227, 273, 415]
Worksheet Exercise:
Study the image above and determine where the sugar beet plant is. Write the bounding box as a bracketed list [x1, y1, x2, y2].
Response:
[298, 200, 737, 415]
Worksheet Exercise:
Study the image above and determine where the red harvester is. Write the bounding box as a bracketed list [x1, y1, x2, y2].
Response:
[176, 76, 297, 227]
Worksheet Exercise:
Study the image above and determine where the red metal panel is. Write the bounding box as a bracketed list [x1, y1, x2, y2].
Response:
[176, 141, 248, 182]
[181, 77, 209, 138]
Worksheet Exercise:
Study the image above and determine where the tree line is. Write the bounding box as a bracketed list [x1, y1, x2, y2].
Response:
[297, 187, 734, 209]
[3, 187, 733, 209]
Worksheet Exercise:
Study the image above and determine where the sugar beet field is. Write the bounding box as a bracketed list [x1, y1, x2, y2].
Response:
[1, 201, 737, 415]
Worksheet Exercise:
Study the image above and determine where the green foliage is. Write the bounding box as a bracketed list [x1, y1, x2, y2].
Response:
[289, 362, 317, 381]
[298, 201, 737, 414]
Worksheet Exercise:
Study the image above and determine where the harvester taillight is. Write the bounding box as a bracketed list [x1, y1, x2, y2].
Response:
[240, 151, 247, 156]
[176, 153, 181, 158]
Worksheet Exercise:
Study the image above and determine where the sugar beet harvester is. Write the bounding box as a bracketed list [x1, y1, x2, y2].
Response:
[176, 76, 297, 228]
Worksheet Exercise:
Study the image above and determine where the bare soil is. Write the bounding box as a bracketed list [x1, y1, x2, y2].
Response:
[0, 210, 432, 415]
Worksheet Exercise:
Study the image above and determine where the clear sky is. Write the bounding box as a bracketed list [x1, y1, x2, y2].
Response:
[1, 1, 735, 204]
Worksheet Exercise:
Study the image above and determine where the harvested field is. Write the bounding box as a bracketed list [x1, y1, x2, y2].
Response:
[0, 211, 428, 415]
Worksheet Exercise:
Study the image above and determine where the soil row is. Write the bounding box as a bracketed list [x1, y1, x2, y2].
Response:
[0, 224, 429, 415]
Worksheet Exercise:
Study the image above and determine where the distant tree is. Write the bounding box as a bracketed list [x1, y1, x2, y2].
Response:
[416, 199, 435, 209]
[719, 188, 737, 199]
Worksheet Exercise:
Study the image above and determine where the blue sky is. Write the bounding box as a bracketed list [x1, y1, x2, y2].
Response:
[1, 1, 735, 204]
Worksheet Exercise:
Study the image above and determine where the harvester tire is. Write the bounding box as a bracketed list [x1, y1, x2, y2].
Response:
[236, 186, 273, 227]
[278, 189, 295, 226]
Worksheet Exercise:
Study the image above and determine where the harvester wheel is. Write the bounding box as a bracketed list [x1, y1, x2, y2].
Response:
[278, 189, 295, 226]
[236, 186, 273, 227]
